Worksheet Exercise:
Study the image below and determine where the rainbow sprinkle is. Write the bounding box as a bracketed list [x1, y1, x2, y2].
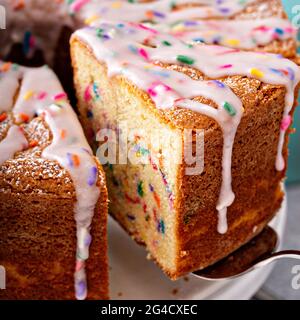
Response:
[250, 68, 264, 78]
[223, 101, 237, 116]
[87, 166, 98, 186]
[176, 55, 195, 65]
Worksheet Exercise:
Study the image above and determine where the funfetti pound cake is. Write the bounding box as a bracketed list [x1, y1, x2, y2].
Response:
[71, 22, 300, 279]
[0, 62, 109, 300]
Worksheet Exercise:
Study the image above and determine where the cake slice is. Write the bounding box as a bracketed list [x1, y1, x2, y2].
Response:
[0, 61, 109, 299]
[71, 22, 300, 279]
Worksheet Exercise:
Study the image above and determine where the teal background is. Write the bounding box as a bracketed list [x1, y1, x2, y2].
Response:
[283, 0, 300, 183]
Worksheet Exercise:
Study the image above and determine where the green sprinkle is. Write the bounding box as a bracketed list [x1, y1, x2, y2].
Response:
[140, 147, 150, 156]
[128, 0, 135, 2]
[162, 40, 172, 46]
[223, 102, 237, 116]
[96, 28, 104, 37]
[186, 44, 193, 48]
[176, 55, 195, 65]
[137, 181, 144, 197]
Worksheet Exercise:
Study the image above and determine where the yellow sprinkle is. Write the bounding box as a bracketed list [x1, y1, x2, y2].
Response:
[111, 1, 122, 9]
[225, 39, 240, 46]
[250, 68, 264, 78]
[172, 24, 185, 32]
[84, 14, 100, 25]
[23, 90, 34, 101]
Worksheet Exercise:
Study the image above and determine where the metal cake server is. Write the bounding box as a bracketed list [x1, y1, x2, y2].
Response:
[192, 226, 300, 281]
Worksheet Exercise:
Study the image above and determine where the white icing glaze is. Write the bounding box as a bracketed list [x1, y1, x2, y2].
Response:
[0, 125, 28, 165]
[0, 0, 296, 65]
[74, 22, 300, 233]
[0, 62, 100, 300]
[73, 0, 257, 24]
[163, 18, 297, 49]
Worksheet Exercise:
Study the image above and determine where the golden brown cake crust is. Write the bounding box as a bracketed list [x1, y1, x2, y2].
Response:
[0, 116, 109, 299]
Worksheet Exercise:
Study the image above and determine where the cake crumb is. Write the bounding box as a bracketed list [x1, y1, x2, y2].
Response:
[183, 276, 189, 282]
[117, 292, 123, 297]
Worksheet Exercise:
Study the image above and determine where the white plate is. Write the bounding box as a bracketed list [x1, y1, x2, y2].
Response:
[108, 194, 287, 300]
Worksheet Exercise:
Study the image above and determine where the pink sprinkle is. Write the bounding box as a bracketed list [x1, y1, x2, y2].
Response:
[70, 0, 90, 12]
[29, 35, 36, 48]
[138, 48, 149, 60]
[219, 64, 233, 69]
[162, 84, 171, 91]
[217, 48, 240, 55]
[54, 92, 67, 101]
[37, 91, 47, 100]
[75, 260, 85, 272]
[137, 23, 158, 34]
[284, 27, 295, 34]
[84, 85, 92, 102]
[148, 88, 157, 96]
[253, 26, 270, 32]
[280, 115, 292, 131]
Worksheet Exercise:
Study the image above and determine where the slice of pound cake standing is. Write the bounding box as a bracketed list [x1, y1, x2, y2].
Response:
[0, 62, 108, 299]
[71, 22, 300, 279]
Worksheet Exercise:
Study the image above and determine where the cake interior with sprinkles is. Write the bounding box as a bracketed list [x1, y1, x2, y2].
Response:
[71, 21, 300, 278]
[0, 62, 109, 300]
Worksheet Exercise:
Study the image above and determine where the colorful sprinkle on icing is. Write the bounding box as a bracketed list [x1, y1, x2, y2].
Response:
[250, 68, 264, 78]
[223, 101, 237, 116]
[176, 55, 195, 65]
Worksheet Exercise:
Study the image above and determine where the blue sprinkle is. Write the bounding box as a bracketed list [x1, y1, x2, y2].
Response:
[219, 7, 230, 14]
[128, 44, 138, 53]
[153, 11, 165, 18]
[275, 28, 284, 35]
[93, 83, 100, 100]
[87, 166, 98, 186]
[66, 153, 73, 167]
[192, 37, 205, 43]
[86, 110, 93, 119]
[287, 67, 295, 81]
[157, 219, 165, 234]
[212, 80, 225, 88]
[75, 280, 86, 300]
[184, 21, 199, 26]
[127, 214, 136, 221]
[269, 68, 282, 76]
[23, 31, 32, 56]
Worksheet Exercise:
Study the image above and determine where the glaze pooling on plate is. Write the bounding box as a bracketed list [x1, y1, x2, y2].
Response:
[0, 62, 100, 300]
[74, 21, 300, 234]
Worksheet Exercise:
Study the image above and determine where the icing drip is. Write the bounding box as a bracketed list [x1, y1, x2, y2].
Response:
[0, 125, 28, 165]
[74, 22, 300, 233]
[0, 62, 100, 299]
